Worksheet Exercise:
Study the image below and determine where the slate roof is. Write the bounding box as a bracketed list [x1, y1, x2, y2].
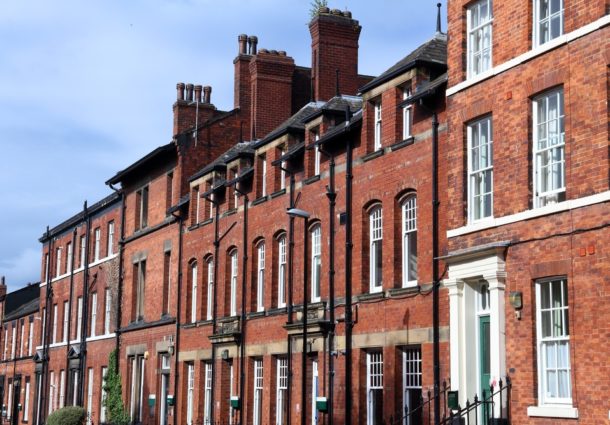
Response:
[4, 284, 40, 322]
[40, 192, 121, 241]
[256, 101, 325, 147]
[189, 142, 255, 182]
[106, 142, 175, 186]
[400, 72, 448, 106]
[359, 32, 447, 94]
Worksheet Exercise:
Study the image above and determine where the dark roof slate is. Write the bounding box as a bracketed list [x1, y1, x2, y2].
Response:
[189, 142, 255, 182]
[106, 142, 175, 186]
[255, 102, 325, 147]
[359, 33, 447, 94]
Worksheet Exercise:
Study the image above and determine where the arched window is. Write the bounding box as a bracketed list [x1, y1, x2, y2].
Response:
[402, 195, 417, 287]
[206, 257, 214, 321]
[369, 205, 383, 293]
[311, 225, 322, 302]
[277, 235, 287, 308]
[230, 250, 238, 316]
[190, 261, 198, 323]
[256, 242, 265, 312]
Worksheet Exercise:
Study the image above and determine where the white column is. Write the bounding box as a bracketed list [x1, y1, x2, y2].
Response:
[485, 273, 506, 416]
[444, 278, 464, 397]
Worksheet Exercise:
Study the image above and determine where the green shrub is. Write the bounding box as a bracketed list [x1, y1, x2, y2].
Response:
[103, 349, 130, 425]
[46, 406, 86, 425]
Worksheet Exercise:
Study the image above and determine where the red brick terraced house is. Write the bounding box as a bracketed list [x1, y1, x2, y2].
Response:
[0, 278, 39, 425]
[13, 2, 608, 425]
[37, 192, 122, 425]
[444, 0, 609, 423]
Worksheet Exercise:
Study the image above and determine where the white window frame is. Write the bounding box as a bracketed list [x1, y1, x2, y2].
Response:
[10, 326, 16, 358]
[369, 205, 383, 292]
[366, 351, 383, 425]
[47, 371, 54, 414]
[190, 262, 198, 323]
[206, 258, 214, 321]
[86, 367, 94, 425]
[7, 378, 12, 417]
[533, 0, 564, 47]
[204, 362, 213, 425]
[261, 154, 267, 197]
[59, 370, 66, 408]
[28, 320, 33, 356]
[468, 116, 494, 222]
[256, 242, 265, 312]
[94, 227, 101, 261]
[229, 363, 235, 425]
[402, 87, 412, 140]
[3, 327, 6, 360]
[66, 242, 73, 272]
[402, 195, 418, 288]
[62, 301, 69, 343]
[19, 321, 25, 357]
[278, 236, 287, 308]
[276, 357, 288, 425]
[90, 292, 97, 337]
[467, 0, 493, 78]
[311, 225, 322, 302]
[24, 380, 31, 421]
[76, 297, 83, 341]
[253, 359, 263, 425]
[195, 186, 201, 224]
[100, 367, 108, 423]
[56, 247, 62, 277]
[107, 221, 115, 256]
[314, 132, 321, 176]
[311, 359, 319, 425]
[533, 88, 565, 208]
[402, 348, 422, 425]
[104, 289, 112, 334]
[230, 251, 238, 316]
[52, 304, 58, 344]
[280, 146, 287, 190]
[374, 100, 382, 150]
[135, 260, 146, 321]
[535, 278, 572, 406]
[80, 235, 86, 268]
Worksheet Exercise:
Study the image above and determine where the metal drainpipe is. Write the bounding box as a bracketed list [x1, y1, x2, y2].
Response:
[319, 146, 336, 425]
[39, 228, 53, 425]
[236, 189, 248, 425]
[285, 168, 295, 425]
[108, 186, 126, 369]
[78, 202, 91, 406]
[172, 213, 184, 421]
[344, 137, 354, 425]
[64, 228, 77, 401]
[210, 196, 220, 424]
[300, 215, 309, 425]
[432, 111, 440, 425]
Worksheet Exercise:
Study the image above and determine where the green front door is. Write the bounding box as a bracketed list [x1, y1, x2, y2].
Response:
[479, 315, 491, 422]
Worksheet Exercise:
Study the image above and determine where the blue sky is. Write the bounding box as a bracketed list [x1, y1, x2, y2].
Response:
[0, 0, 446, 291]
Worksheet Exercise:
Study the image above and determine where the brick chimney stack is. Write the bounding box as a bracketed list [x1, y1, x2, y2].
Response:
[249, 48, 295, 139]
[0, 276, 7, 301]
[234, 34, 253, 134]
[309, 8, 361, 101]
[173, 82, 216, 136]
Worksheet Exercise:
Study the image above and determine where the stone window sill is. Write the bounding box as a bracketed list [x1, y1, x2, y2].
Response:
[527, 405, 578, 419]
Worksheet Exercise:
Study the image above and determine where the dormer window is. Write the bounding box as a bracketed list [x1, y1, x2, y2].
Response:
[314, 132, 321, 176]
[402, 87, 412, 140]
[374, 100, 382, 150]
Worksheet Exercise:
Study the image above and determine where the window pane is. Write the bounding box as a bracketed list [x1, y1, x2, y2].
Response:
[541, 311, 552, 338]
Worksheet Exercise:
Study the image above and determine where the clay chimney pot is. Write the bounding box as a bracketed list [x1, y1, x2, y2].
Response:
[194, 85, 203, 103]
[185, 83, 194, 102]
[238, 34, 248, 55]
[176, 82, 185, 101]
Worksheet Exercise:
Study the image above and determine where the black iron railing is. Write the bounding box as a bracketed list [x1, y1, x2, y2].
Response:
[390, 376, 511, 425]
